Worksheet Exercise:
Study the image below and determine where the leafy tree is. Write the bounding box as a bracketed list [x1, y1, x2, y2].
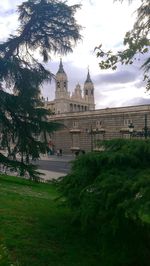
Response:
[0, 0, 82, 179]
[95, 0, 150, 89]
[58, 139, 150, 266]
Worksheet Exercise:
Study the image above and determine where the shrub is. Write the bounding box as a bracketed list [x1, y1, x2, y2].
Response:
[58, 139, 150, 266]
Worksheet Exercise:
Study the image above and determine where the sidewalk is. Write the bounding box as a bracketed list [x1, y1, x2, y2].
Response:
[39, 154, 75, 162]
[38, 169, 66, 182]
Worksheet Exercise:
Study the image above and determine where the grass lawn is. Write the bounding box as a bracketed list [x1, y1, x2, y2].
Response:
[0, 175, 99, 266]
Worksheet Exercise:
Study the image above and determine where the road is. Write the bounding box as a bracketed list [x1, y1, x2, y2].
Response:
[36, 155, 75, 174]
[0, 153, 74, 180]
[37, 160, 71, 173]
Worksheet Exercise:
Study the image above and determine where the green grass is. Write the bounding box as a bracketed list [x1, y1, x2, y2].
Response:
[0, 175, 99, 266]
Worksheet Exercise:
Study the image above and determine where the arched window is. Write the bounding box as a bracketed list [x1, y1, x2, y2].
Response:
[85, 89, 88, 95]
[57, 81, 60, 88]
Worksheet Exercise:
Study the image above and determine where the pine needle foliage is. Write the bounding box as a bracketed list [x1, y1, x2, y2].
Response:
[0, 0, 82, 179]
[58, 139, 150, 266]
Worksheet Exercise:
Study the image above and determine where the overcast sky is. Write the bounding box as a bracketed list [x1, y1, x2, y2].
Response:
[0, 0, 150, 109]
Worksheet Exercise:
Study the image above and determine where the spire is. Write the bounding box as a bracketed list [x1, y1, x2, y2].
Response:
[57, 58, 65, 74]
[85, 67, 92, 83]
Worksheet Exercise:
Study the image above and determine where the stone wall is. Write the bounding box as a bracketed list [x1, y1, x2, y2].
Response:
[48, 105, 150, 154]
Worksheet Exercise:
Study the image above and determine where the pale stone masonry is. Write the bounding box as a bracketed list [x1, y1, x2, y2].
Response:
[48, 105, 150, 154]
[43, 60, 150, 153]
[44, 59, 95, 114]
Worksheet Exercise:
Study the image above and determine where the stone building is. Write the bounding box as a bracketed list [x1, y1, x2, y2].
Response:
[44, 60, 150, 154]
[45, 59, 95, 114]
[48, 105, 150, 154]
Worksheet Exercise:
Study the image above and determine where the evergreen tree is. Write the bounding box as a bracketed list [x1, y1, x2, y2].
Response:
[0, 0, 82, 180]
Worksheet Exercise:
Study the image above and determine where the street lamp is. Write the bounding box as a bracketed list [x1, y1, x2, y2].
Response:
[86, 125, 94, 152]
[86, 126, 104, 152]
[128, 122, 134, 138]
[143, 114, 148, 139]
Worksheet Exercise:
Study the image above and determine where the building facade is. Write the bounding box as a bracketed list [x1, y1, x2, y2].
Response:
[48, 105, 150, 154]
[45, 59, 95, 114]
[43, 60, 150, 153]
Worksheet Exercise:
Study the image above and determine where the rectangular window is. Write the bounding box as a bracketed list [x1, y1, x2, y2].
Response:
[73, 121, 79, 128]
[96, 120, 102, 128]
[124, 119, 132, 126]
[72, 134, 80, 147]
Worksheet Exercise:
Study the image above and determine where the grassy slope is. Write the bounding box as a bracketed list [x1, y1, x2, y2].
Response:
[0, 175, 99, 266]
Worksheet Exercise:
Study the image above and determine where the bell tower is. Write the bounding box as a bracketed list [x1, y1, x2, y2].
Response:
[55, 59, 69, 99]
[83, 68, 95, 110]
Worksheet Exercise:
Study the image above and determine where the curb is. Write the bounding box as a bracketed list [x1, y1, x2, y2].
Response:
[39, 169, 66, 181]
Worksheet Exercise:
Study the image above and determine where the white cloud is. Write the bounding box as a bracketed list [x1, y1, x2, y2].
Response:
[0, 0, 149, 109]
[0, 0, 22, 10]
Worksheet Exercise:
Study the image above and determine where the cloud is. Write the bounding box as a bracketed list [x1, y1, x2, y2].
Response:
[0, 9, 15, 17]
[122, 97, 150, 107]
[95, 95, 150, 110]
[41, 57, 150, 111]
[0, 0, 23, 11]
[94, 70, 138, 86]
[0, 0, 147, 110]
